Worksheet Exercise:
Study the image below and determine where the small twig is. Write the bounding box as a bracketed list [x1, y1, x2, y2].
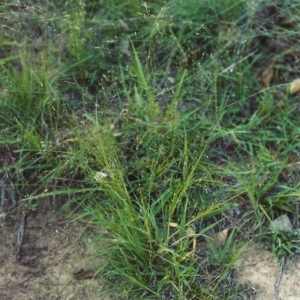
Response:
[9, 182, 16, 208]
[16, 210, 30, 261]
[0, 178, 6, 209]
[296, 201, 299, 229]
[274, 256, 286, 300]
[220, 50, 257, 74]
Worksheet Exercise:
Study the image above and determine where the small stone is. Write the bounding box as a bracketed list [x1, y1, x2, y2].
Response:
[270, 214, 292, 232]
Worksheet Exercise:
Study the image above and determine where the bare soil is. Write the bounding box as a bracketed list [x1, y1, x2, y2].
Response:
[235, 244, 300, 300]
[0, 211, 112, 300]
[2, 210, 300, 300]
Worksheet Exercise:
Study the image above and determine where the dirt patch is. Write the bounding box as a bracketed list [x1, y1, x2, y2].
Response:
[235, 244, 300, 300]
[0, 212, 111, 300]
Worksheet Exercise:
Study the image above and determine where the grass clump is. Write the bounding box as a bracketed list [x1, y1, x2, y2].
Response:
[1, 0, 300, 299]
[78, 104, 241, 299]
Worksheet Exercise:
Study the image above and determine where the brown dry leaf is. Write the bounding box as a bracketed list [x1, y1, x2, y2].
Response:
[287, 78, 300, 94]
[207, 228, 230, 248]
[180, 57, 189, 67]
[180, 226, 197, 262]
[168, 222, 179, 228]
[260, 66, 274, 88]
[289, 153, 300, 169]
[190, 50, 202, 61]
[167, 223, 197, 262]
[186, 226, 196, 237]
[180, 249, 194, 262]
[73, 269, 95, 280]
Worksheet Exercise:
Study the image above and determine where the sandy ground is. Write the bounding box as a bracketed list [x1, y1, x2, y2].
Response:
[0, 211, 113, 300]
[1, 210, 300, 299]
[235, 244, 300, 300]
[2, 213, 300, 300]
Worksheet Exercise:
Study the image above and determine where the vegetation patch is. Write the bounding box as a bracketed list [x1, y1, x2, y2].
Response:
[1, 0, 300, 299]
